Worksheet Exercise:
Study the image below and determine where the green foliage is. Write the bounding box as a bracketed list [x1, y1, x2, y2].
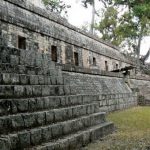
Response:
[81, 0, 112, 33]
[95, 7, 123, 46]
[42, 0, 70, 16]
[95, 0, 150, 53]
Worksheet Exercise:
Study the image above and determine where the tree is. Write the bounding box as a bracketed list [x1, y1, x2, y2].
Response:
[42, 0, 70, 17]
[95, 0, 150, 66]
[81, 0, 96, 34]
[81, 0, 112, 34]
[95, 6, 122, 46]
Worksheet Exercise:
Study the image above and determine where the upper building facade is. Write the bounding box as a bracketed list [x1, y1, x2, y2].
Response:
[0, 0, 135, 73]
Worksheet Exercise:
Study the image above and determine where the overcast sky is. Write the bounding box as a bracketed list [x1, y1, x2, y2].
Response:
[33, 0, 150, 62]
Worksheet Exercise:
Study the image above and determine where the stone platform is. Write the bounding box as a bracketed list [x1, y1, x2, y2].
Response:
[0, 46, 114, 150]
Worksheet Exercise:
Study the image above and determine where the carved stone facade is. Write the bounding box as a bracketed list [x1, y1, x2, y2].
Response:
[0, 0, 135, 72]
[0, 0, 149, 150]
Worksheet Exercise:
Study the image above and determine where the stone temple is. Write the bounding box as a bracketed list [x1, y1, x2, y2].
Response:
[0, 0, 150, 150]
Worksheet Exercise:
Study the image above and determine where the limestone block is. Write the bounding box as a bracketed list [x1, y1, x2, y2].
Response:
[36, 112, 45, 125]
[28, 98, 37, 111]
[68, 136, 77, 150]
[10, 101, 18, 114]
[10, 115, 24, 130]
[54, 109, 64, 122]
[15, 99, 28, 112]
[23, 113, 36, 128]
[14, 85, 25, 97]
[82, 132, 90, 146]
[86, 105, 92, 115]
[69, 96, 78, 105]
[51, 76, 56, 85]
[83, 117, 91, 127]
[72, 119, 83, 131]
[50, 69, 57, 76]
[63, 86, 71, 95]
[72, 107, 78, 117]
[0, 137, 10, 150]
[29, 75, 39, 85]
[80, 106, 86, 116]
[0, 99, 12, 115]
[49, 97, 60, 108]
[41, 126, 52, 142]
[0, 117, 11, 134]
[38, 76, 45, 85]
[66, 108, 73, 119]
[83, 95, 91, 104]
[36, 97, 44, 110]
[42, 85, 50, 96]
[9, 134, 18, 150]
[2, 73, 11, 84]
[62, 121, 72, 135]
[60, 97, 68, 107]
[30, 128, 42, 145]
[51, 124, 63, 138]
[58, 139, 70, 150]
[10, 55, 19, 65]
[49, 86, 56, 96]
[18, 131, 30, 148]
[32, 85, 42, 96]
[0, 86, 14, 98]
[76, 134, 83, 148]
[46, 111, 54, 123]
[44, 76, 51, 85]
[11, 74, 19, 84]
[57, 86, 64, 96]
[43, 97, 50, 109]
[20, 75, 28, 85]
[56, 76, 64, 85]
[18, 65, 26, 74]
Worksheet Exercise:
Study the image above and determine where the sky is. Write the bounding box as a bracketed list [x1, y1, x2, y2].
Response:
[32, 0, 150, 62]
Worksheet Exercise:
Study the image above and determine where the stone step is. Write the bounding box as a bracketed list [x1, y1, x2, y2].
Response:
[28, 122, 114, 150]
[0, 63, 61, 75]
[0, 95, 98, 116]
[0, 103, 99, 134]
[0, 112, 109, 150]
[0, 85, 70, 98]
[0, 73, 63, 85]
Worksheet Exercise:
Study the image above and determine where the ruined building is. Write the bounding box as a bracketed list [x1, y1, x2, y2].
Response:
[0, 0, 150, 150]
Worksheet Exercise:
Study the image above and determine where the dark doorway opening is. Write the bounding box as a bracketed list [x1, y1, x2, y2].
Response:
[18, 36, 26, 50]
[116, 64, 119, 70]
[93, 57, 96, 66]
[51, 45, 57, 62]
[105, 61, 108, 71]
[74, 52, 79, 66]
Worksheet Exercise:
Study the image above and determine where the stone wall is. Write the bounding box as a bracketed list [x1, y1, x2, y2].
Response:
[0, 45, 115, 150]
[62, 68, 137, 112]
[130, 79, 150, 106]
[0, 0, 135, 72]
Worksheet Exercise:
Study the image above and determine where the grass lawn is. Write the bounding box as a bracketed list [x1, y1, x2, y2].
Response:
[87, 106, 150, 150]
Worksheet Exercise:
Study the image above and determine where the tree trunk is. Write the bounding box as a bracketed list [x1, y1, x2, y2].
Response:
[136, 25, 144, 70]
[90, 0, 95, 34]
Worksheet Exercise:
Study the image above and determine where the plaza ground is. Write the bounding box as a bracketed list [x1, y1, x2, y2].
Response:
[86, 106, 150, 150]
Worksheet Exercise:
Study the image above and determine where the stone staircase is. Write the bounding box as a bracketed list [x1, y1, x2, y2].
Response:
[0, 46, 114, 150]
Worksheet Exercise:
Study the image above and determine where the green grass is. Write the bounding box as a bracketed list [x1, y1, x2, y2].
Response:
[87, 106, 150, 150]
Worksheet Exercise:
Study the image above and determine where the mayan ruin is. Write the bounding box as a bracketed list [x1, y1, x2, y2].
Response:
[0, 0, 150, 150]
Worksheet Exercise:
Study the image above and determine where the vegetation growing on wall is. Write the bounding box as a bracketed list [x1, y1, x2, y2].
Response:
[42, 0, 70, 17]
